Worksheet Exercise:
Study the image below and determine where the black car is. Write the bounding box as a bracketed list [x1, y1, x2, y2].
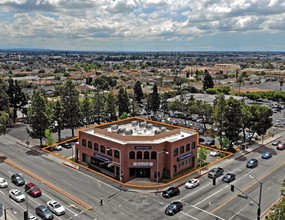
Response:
[208, 167, 224, 179]
[11, 174, 25, 186]
[222, 173, 236, 183]
[61, 143, 72, 149]
[162, 187, 180, 198]
[35, 205, 54, 220]
[246, 159, 258, 168]
[205, 139, 215, 146]
[165, 201, 183, 216]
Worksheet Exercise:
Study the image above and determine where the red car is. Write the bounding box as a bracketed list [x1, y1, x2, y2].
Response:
[276, 143, 285, 150]
[25, 183, 42, 197]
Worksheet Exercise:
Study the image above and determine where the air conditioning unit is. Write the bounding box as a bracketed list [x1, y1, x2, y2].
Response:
[125, 129, 133, 135]
[146, 123, 153, 130]
[131, 121, 138, 127]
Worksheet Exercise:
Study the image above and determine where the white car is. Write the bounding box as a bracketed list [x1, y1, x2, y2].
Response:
[47, 200, 65, 215]
[210, 150, 221, 157]
[9, 189, 25, 202]
[185, 179, 200, 189]
[0, 177, 8, 188]
[28, 215, 38, 220]
[53, 145, 62, 151]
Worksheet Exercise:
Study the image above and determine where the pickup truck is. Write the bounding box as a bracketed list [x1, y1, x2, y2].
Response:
[208, 167, 224, 179]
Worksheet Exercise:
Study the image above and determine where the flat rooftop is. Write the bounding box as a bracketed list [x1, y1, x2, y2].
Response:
[81, 117, 197, 145]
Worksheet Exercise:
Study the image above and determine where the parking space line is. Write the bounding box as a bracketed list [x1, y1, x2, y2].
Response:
[190, 205, 226, 220]
[180, 211, 200, 219]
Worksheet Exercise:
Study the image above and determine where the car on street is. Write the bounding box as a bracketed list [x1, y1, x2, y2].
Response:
[47, 200, 65, 216]
[272, 140, 281, 146]
[35, 205, 54, 220]
[208, 167, 224, 179]
[209, 150, 221, 157]
[262, 152, 272, 159]
[9, 189, 25, 202]
[205, 139, 215, 146]
[11, 173, 25, 186]
[246, 159, 258, 168]
[222, 173, 236, 183]
[61, 143, 72, 149]
[162, 187, 180, 198]
[0, 177, 8, 188]
[165, 201, 183, 216]
[276, 143, 285, 150]
[25, 183, 42, 197]
[53, 145, 62, 151]
[185, 179, 200, 189]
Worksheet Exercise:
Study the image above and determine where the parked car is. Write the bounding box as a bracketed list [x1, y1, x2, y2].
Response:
[222, 173, 236, 183]
[11, 173, 25, 186]
[165, 201, 183, 216]
[0, 177, 8, 188]
[209, 150, 221, 157]
[185, 179, 200, 189]
[35, 205, 54, 220]
[28, 215, 39, 220]
[47, 200, 65, 216]
[262, 152, 272, 159]
[276, 143, 285, 150]
[53, 145, 62, 151]
[272, 140, 281, 146]
[9, 189, 25, 202]
[162, 187, 180, 198]
[208, 167, 224, 179]
[61, 143, 72, 149]
[205, 139, 215, 146]
[246, 159, 258, 168]
[25, 183, 42, 197]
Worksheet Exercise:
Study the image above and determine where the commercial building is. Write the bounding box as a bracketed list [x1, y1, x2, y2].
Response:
[76, 117, 198, 183]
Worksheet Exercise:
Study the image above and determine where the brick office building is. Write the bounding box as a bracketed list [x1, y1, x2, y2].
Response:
[76, 117, 198, 183]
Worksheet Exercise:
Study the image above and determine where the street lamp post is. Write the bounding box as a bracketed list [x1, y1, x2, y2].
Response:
[107, 148, 122, 182]
[249, 174, 263, 220]
[4, 207, 13, 220]
[156, 151, 169, 184]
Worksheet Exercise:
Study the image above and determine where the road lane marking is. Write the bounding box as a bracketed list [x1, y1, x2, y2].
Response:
[190, 205, 226, 220]
[180, 211, 200, 219]
[0, 190, 5, 195]
[228, 204, 249, 220]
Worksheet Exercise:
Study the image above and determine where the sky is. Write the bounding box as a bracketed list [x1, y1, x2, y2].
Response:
[0, 0, 285, 51]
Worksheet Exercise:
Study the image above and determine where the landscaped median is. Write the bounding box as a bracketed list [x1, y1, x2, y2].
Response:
[4, 159, 93, 210]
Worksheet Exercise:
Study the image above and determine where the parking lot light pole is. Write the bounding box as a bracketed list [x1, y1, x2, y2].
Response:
[107, 148, 122, 182]
[249, 174, 263, 220]
[4, 207, 13, 220]
[156, 151, 169, 185]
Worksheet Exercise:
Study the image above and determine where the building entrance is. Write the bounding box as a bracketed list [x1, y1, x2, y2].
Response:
[130, 168, 150, 178]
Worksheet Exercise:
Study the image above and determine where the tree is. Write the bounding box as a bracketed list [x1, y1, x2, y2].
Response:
[7, 79, 28, 123]
[279, 78, 284, 91]
[160, 93, 169, 117]
[81, 95, 93, 127]
[117, 86, 130, 117]
[240, 103, 254, 141]
[28, 90, 50, 146]
[150, 83, 160, 116]
[134, 81, 143, 103]
[250, 105, 273, 136]
[44, 129, 55, 146]
[212, 94, 227, 143]
[61, 80, 82, 137]
[0, 111, 9, 135]
[93, 88, 105, 124]
[0, 80, 9, 134]
[202, 70, 214, 90]
[51, 100, 64, 141]
[197, 147, 208, 167]
[106, 92, 117, 121]
[236, 75, 245, 94]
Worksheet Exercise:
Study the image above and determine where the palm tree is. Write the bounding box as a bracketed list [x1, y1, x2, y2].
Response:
[236, 75, 245, 94]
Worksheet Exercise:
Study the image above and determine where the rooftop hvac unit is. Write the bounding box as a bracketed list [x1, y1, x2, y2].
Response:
[146, 123, 153, 130]
[131, 121, 138, 126]
[118, 128, 126, 134]
[111, 125, 118, 130]
[160, 127, 166, 132]
[111, 129, 118, 133]
[125, 129, 133, 135]
[155, 130, 161, 134]
[139, 122, 146, 128]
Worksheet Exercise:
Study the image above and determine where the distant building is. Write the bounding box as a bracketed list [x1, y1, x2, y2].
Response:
[182, 63, 241, 75]
[76, 117, 198, 183]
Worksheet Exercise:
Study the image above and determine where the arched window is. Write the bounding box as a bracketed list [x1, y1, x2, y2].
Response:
[137, 151, 142, 159]
[186, 144, 190, 151]
[82, 139, 86, 146]
[144, 151, 150, 159]
[107, 148, 112, 156]
[100, 145, 105, 154]
[94, 143, 98, 151]
[174, 148, 178, 156]
[129, 151, 135, 159]
[180, 146, 184, 154]
[151, 151, 157, 159]
[114, 150, 120, 159]
[88, 141, 92, 149]
[192, 142, 196, 149]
